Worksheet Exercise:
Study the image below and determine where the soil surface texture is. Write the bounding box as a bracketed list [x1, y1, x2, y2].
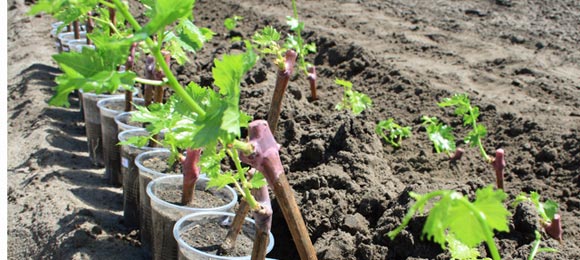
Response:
[7, 0, 580, 259]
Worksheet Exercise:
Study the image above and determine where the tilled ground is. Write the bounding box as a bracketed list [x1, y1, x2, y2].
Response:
[7, 0, 580, 259]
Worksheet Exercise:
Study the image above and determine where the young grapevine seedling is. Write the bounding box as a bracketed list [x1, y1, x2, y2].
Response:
[438, 94, 488, 161]
[438, 94, 505, 189]
[512, 191, 563, 243]
[335, 78, 372, 115]
[388, 185, 510, 260]
[375, 118, 411, 148]
[422, 116, 464, 160]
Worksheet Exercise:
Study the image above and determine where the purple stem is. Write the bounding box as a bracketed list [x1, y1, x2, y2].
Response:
[238, 120, 282, 188]
[449, 148, 464, 161]
[307, 65, 318, 101]
[239, 120, 317, 260]
[543, 214, 563, 242]
[144, 55, 155, 106]
[124, 43, 137, 112]
[267, 50, 297, 134]
[250, 185, 272, 260]
[180, 148, 201, 206]
[492, 149, 505, 190]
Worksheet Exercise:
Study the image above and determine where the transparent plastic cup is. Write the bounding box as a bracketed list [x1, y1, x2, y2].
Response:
[97, 97, 145, 186]
[57, 31, 87, 52]
[147, 176, 237, 260]
[68, 39, 95, 53]
[114, 111, 145, 133]
[174, 212, 275, 260]
[135, 149, 172, 257]
[80, 91, 123, 167]
[118, 129, 165, 229]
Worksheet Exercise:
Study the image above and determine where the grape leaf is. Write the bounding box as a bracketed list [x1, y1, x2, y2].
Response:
[140, 0, 196, 36]
[335, 79, 372, 115]
[206, 171, 237, 190]
[248, 172, 267, 189]
[447, 234, 481, 260]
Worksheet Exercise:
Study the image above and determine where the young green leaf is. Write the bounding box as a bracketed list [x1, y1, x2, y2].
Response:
[422, 116, 456, 154]
[50, 48, 136, 107]
[447, 234, 481, 260]
[335, 79, 372, 115]
[438, 94, 489, 161]
[375, 118, 411, 148]
[248, 172, 267, 189]
[389, 186, 509, 260]
[224, 15, 243, 31]
[140, 0, 196, 36]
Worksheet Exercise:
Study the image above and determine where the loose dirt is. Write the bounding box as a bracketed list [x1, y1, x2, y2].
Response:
[7, 0, 579, 259]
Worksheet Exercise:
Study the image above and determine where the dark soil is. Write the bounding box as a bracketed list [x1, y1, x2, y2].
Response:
[141, 156, 181, 175]
[7, 0, 580, 259]
[150, 180, 234, 260]
[180, 220, 255, 257]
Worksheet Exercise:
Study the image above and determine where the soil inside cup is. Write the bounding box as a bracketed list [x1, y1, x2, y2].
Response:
[151, 181, 231, 260]
[180, 219, 255, 257]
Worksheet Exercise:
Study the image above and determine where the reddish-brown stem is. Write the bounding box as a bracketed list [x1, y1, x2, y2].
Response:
[108, 6, 116, 36]
[449, 148, 464, 162]
[492, 149, 505, 190]
[180, 149, 201, 206]
[153, 51, 170, 104]
[239, 120, 317, 260]
[124, 43, 137, 112]
[307, 65, 318, 101]
[73, 20, 80, 40]
[144, 55, 155, 106]
[543, 214, 563, 242]
[266, 50, 297, 135]
[86, 13, 94, 45]
[251, 185, 272, 260]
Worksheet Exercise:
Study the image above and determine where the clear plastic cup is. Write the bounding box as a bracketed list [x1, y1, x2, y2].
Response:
[147, 176, 238, 260]
[135, 149, 172, 257]
[118, 128, 165, 229]
[80, 91, 123, 167]
[68, 39, 95, 53]
[97, 97, 145, 186]
[114, 111, 145, 133]
[174, 211, 275, 260]
[57, 31, 87, 52]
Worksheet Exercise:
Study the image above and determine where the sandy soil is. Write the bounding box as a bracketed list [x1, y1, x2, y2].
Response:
[7, 0, 580, 259]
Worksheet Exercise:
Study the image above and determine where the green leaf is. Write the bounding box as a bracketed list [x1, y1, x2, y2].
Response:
[422, 193, 455, 248]
[252, 26, 281, 47]
[248, 172, 267, 189]
[465, 124, 487, 148]
[472, 186, 510, 233]
[447, 234, 481, 260]
[50, 48, 136, 106]
[544, 200, 559, 221]
[335, 79, 372, 115]
[141, 0, 196, 36]
[200, 147, 226, 178]
[286, 16, 304, 31]
[422, 116, 456, 154]
[375, 118, 411, 148]
[206, 172, 236, 190]
[177, 19, 214, 52]
[224, 16, 242, 31]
